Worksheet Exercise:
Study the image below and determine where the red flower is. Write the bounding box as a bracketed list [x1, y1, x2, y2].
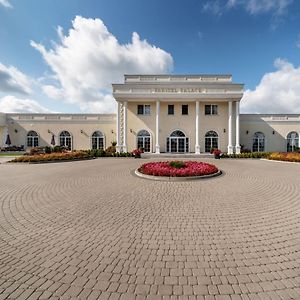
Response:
[139, 161, 218, 177]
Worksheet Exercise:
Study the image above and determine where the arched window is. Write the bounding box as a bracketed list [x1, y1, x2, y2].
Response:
[59, 131, 72, 150]
[137, 130, 151, 152]
[91, 131, 104, 150]
[286, 131, 299, 152]
[27, 131, 39, 147]
[252, 132, 265, 152]
[167, 130, 189, 153]
[205, 131, 218, 152]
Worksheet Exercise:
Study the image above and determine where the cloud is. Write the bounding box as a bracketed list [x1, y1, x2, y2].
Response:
[0, 95, 53, 113]
[31, 16, 173, 113]
[241, 58, 300, 113]
[0, 62, 33, 95]
[0, 0, 12, 8]
[203, 0, 293, 17]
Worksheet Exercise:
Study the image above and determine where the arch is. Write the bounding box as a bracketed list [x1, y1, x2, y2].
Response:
[59, 130, 72, 150]
[27, 130, 39, 147]
[137, 129, 151, 152]
[205, 131, 218, 152]
[91, 131, 105, 150]
[170, 130, 186, 137]
[167, 130, 189, 153]
[252, 132, 265, 152]
[286, 131, 299, 152]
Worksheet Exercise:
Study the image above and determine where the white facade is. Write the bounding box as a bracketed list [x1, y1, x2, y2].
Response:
[0, 75, 300, 153]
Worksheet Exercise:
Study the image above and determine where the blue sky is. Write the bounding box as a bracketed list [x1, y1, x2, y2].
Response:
[0, 0, 300, 113]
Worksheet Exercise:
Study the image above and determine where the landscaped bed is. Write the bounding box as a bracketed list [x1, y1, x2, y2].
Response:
[137, 161, 219, 178]
[268, 152, 300, 163]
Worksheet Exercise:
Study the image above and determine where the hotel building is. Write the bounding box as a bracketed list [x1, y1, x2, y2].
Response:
[0, 75, 299, 153]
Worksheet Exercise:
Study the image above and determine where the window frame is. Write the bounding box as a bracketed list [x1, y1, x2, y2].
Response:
[168, 104, 174, 115]
[137, 104, 151, 115]
[205, 104, 218, 115]
[27, 131, 39, 147]
[181, 104, 189, 115]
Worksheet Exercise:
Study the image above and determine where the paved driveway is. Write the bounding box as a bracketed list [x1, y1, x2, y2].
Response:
[0, 158, 299, 300]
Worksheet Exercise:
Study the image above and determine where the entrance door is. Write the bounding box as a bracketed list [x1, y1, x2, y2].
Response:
[167, 130, 189, 153]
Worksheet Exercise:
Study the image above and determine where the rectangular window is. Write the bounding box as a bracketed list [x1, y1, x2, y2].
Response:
[205, 104, 218, 115]
[168, 104, 174, 115]
[182, 104, 188, 115]
[137, 105, 144, 115]
[144, 105, 151, 115]
[137, 104, 151, 115]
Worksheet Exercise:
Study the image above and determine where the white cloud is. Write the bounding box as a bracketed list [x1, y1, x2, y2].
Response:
[203, 0, 293, 17]
[0, 62, 33, 95]
[241, 58, 300, 113]
[0, 95, 53, 113]
[0, 0, 12, 8]
[31, 16, 173, 113]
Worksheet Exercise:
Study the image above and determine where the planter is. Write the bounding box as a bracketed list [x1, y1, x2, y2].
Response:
[138, 161, 219, 177]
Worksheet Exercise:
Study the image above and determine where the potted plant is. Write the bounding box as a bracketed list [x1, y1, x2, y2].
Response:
[132, 148, 142, 158]
[213, 149, 222, 159]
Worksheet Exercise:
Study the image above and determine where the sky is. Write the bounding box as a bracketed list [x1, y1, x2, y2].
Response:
[0, 0, 300, 114]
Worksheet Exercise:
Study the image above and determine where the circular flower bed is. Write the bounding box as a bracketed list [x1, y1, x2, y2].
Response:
[138, 161, 219, 177]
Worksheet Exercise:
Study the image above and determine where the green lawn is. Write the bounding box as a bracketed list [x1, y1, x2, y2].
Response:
[0, 152, 25, 157]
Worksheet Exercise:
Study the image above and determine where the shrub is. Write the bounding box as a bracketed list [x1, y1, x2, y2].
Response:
[169, 161, 185, 168]
[106, 145, 116, 155]
[268, 152, 300, 163]
[53, 146, 64, 153]
[222, 152, 271, 159]
[29, 147, 44, 155]
[10, 151, 90, 163]
[44, 146, 52, 154]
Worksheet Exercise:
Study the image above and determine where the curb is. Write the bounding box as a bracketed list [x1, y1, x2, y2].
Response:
[134, 169, 222, 181]
[260, 158, 300, 165]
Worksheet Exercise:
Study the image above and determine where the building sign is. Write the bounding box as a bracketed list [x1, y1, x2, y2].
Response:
[154, 88, 204, 93]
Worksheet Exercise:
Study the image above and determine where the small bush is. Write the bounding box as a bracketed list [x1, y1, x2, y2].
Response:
[106, 145, 116, 155]
[44, 146, 52, 154]
[222, 152, 271, 159]
[169, 161, 186, 168]
[53, 146, 64, 153]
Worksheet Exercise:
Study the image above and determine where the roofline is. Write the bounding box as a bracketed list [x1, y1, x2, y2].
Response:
[124, 74, 233, 77]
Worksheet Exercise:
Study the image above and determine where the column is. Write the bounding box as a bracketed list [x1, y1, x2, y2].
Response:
[155, 100, 160, 154]
[227, 101, 233, 154]
[123, 101, 128, 153]
[195, 101, 200, 154]
[116, 101, 121, 152]
[235, 101, 241, 154]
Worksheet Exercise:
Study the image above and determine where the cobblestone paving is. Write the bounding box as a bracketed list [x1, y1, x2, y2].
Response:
[0, 158, 300, 300]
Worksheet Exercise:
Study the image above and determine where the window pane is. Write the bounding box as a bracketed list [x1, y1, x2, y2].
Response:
[182, 105, 188, 115]
[144, 105, 151, 115]
[205, 105, 211, 115]
[137, 105, 144, 115]
[212, 105, 218, 115]
[168, 105, 174, 115]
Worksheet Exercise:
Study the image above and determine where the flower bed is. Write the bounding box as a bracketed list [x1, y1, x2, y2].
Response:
[10, 151, 91, 163]
[138, 161, 219, 177]
[268, 152, 300, 163]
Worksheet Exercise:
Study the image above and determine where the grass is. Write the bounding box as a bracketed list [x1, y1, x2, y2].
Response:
[0, 152, 24, 157]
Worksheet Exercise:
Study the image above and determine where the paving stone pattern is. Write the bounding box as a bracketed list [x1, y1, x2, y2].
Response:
[0, 158, 300, 300]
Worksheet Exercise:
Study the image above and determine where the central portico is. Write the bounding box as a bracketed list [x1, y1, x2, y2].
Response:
[112, 74, 244, 154]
